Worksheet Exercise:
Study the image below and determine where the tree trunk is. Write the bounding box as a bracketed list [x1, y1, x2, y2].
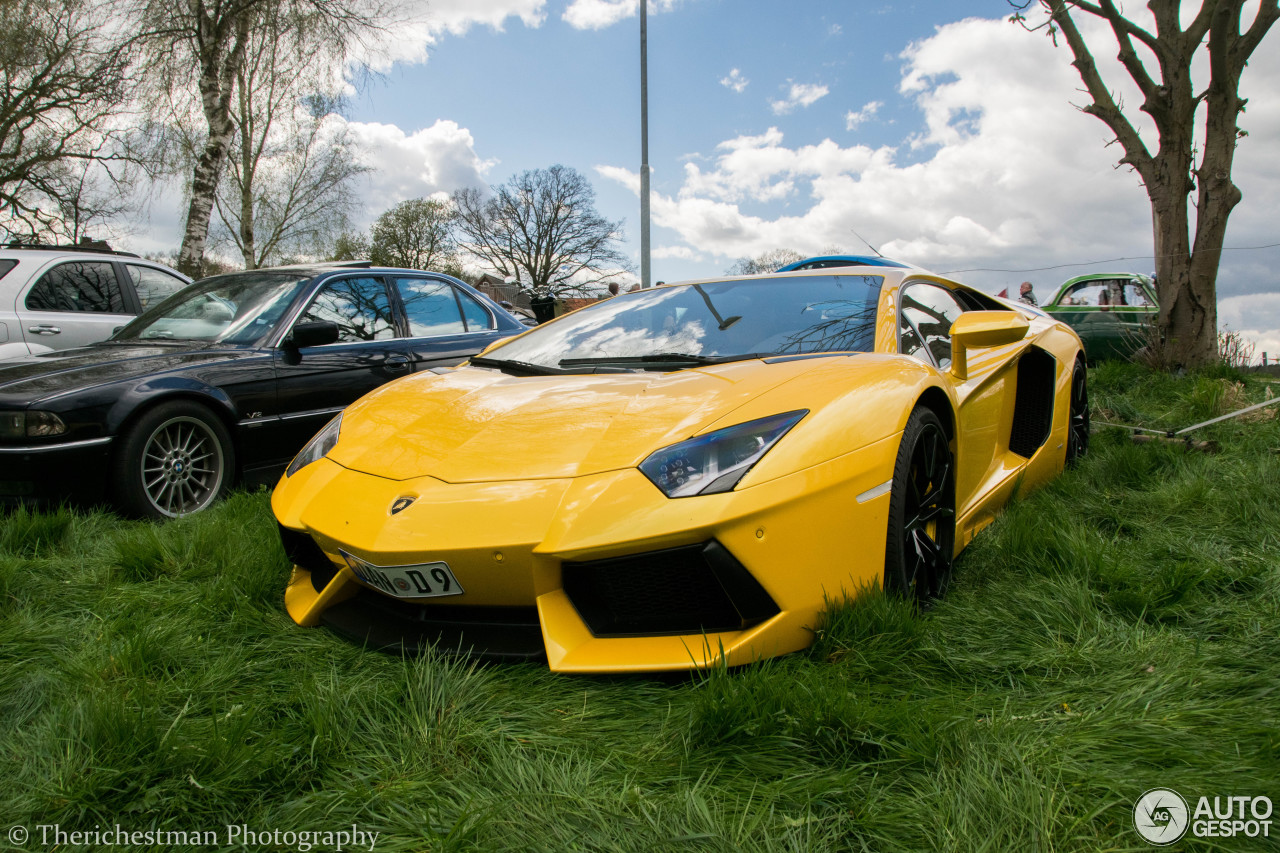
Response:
[176, 9, 251, 279]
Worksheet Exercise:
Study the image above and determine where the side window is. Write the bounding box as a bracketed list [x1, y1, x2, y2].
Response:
[395, 278, 466, 337]
[127, 264, 187, 310]
[457, 288, 495, 331]
[299, 277, 395, 343]
[25, 262, 126, 313]
[900, 283, 967, 369]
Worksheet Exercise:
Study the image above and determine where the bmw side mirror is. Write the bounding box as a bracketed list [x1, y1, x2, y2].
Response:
[949, 311, 1029, 381]
[286, 321, 340, 350]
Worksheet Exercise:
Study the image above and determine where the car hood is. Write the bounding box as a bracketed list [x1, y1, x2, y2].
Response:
[0, 343, 253, 403]
[329, 359, 831, 482]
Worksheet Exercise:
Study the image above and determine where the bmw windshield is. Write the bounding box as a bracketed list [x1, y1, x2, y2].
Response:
[114, 272, 312, 346]
[479, 274, 883, 372]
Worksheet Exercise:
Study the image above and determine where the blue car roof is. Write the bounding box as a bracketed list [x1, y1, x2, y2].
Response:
[775, 255, 910, 271]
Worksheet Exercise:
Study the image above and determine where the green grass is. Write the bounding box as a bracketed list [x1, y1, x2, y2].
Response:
[2, 364, 1278, 851]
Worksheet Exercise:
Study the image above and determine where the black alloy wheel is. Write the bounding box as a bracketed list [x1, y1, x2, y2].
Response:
[113, 400, 235, 519]
[884, 407, 956, 604]
[1066, 357, 1089, 465]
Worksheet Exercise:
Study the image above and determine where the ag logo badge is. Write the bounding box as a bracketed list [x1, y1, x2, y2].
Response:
[1134, 788, 1189, 845]
[390, 496, 416, 515]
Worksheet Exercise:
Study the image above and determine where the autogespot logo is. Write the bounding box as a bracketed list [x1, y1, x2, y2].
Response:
[1134, 788, 1190, 846]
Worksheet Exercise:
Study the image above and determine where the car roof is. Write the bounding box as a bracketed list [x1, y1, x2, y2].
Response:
[775, 254, 912, 271]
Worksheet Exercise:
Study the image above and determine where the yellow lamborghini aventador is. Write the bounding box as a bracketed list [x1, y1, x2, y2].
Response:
[272, 267, 1088, 672]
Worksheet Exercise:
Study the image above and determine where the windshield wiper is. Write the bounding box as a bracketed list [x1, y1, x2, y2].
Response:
[558, 352, 771, 369]
[469, 355, 568, 375]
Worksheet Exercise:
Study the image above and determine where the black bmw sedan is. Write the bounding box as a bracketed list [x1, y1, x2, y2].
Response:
[0, 263, 527, 518]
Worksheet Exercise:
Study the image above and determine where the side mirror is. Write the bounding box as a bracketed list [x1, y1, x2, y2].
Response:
[949, 311, 1029, 381]
[286, 321, 339, 350]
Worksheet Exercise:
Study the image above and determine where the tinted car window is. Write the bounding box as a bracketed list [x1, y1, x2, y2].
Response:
[25, 262, 126, 313]
[0, 260, 16, 280]
[458, 288, 495, 331]
[126, 264, 188, 309]
[900, 283, 967, 369]
[488, 274, 883, 369]
[395, 278, 466, 337]
[302, 277, 396, 342]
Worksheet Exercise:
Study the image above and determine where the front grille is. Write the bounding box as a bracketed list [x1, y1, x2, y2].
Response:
[277, 525, 338, 590]
[1009, 347, 1056, 458]
[562, 541, 779, 637]
[320, 590, 545, 660]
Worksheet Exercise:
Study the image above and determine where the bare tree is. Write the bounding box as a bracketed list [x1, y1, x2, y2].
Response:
[0, 0, 135, 238]
[726, 248, 805, 276]
[369, 198, 457, 270]
[214, 39, 369, 270]
[133, 0, 388, 277]
[1011, 0, 1279, 368]
[453, 165, 630, 296]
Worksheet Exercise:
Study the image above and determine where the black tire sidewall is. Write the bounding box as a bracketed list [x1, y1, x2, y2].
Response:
[1067, 357, 1089, 465]
[884, 406, 954, 601]
[112, 400, 236, 519]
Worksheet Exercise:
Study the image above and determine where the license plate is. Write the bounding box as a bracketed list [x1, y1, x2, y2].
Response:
[340, 549, 465, 599]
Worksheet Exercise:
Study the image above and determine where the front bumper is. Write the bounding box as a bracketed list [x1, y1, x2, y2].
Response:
[272, 436, 897, 673]
[0, 436, 113, 505]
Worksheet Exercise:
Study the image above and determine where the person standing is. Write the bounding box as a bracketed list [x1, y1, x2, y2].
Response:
[1018, 281, 1038, 306]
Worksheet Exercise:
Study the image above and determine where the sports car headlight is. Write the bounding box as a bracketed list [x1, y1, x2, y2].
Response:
[285, 414, 342, 477]
[640, 410, 807, 498]
[0, 411, 68, 440]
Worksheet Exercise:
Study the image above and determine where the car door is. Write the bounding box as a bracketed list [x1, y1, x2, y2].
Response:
[390, 276, 513, 370]
[898, 281, 1011, 519]
[272, 274, 413, 455]
[15, 260, 133, 350]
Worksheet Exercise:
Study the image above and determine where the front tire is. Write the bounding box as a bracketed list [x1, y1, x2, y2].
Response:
[113, 401, 235, 519]
[884, 407, 956, 604]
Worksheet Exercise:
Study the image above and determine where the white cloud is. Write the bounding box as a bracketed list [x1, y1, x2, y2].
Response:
[845, 101, 883, 130]
[828, 23, 843, 36]
[344, 119, 497, 222]
[653, 245, 702, 261]
[562, 0, 681, 31]
[598, 15, 1280, 313]
[356, 0, 547, 70]
[769, 82, 829, 115]
[721, 68, 749, 93]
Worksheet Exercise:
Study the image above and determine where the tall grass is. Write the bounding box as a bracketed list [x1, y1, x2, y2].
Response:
[2, 364, 1277, 851]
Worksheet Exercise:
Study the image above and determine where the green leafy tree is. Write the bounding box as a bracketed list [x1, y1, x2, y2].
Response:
[368, 198, 458, 271]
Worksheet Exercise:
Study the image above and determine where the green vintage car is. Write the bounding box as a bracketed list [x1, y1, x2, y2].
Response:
[1042, 273, 1157, 362]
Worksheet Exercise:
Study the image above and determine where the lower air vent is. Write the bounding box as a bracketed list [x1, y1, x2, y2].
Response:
[277, 525, 338, 591]
[562, 541, 779, 637]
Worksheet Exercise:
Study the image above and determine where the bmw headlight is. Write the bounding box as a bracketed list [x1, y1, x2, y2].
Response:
[0, 410, 68, 440]
[640, 410, 807, 498]
[285, 414, 342, 477]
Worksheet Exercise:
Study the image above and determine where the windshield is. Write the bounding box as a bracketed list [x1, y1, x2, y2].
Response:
[114, 272, 312, 345]
[484, 274, 883, 371]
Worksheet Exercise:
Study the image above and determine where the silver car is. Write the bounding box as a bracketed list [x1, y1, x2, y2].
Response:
[0, 244, 191, 359]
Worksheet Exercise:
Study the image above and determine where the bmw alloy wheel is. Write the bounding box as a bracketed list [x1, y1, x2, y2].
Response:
[139, 415, 226, 517]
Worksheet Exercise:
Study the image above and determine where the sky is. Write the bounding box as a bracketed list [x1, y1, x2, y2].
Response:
[125, 0, 1280, 356]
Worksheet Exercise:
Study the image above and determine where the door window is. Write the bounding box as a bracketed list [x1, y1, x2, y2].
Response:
[127, 264, 188, 310]
[899, 283, 967, 369]
[457, 288, 495, 331]
[395, 278, 467, 337]
[25, 262, 126, 313]
[299, 277, 396, 343]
